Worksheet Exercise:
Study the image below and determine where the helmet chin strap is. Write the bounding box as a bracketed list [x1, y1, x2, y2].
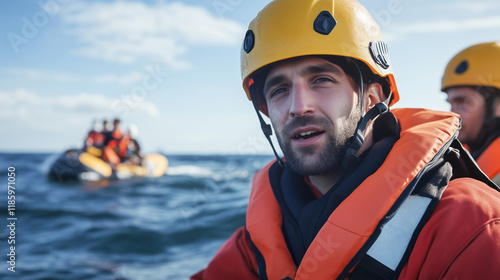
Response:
[342, 102, 389, 169]
[250, 90, 286, 167]
[342, 62, 390, 170]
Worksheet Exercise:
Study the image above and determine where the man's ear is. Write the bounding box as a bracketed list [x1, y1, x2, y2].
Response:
[363, 83, 385, 114]
[494, 97, 500, 117]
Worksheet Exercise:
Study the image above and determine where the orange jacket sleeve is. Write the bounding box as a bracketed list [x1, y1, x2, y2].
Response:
[191, 226, 259, 280]
[438, 220, 500, 279]
[400, 178, 500, 279]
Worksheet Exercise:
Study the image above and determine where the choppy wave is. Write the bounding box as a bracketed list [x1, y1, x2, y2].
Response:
[166, 165, 213, 177]
[0, 153, 273, 280]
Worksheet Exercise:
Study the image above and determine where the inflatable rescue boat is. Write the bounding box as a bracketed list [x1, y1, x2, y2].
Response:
[48, 149, 168, 182]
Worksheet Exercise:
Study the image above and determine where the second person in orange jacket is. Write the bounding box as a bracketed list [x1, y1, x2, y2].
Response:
[442, 42, 500, 184]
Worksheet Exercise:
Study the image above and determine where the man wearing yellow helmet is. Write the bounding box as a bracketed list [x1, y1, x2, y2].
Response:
[192, 1, 500, 279]
[442, 42, 500, 185]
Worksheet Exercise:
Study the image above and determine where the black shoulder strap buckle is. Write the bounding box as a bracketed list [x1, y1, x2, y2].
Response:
[445, 139, 500, 192]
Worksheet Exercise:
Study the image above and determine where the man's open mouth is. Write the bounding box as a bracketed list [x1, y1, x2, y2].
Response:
[293, 131, 325, 140]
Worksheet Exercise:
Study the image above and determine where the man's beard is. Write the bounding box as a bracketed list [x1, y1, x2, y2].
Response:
[276, 111, 361, 176]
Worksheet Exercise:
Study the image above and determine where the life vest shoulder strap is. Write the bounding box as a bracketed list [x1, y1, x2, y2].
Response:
[350, 195, 433, 280]
[350, 139, 500, 280]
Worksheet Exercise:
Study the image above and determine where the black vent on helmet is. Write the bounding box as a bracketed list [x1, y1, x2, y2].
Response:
[455, 60, 468, 74]
[243, 30, 255, 53]
[314, 11, 336, 35]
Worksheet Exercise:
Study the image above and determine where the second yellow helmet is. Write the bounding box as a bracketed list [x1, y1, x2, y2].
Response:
[442, 42, 500, 92]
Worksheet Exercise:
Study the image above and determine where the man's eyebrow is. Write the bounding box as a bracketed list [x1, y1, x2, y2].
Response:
[446, 96, 465, 103]
[263, 75, 287, 96]
[300, 63, 343, 77]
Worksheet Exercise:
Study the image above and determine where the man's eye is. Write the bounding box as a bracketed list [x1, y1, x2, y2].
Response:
[269, 87, 288, 99]
[314, 77, 334, 84]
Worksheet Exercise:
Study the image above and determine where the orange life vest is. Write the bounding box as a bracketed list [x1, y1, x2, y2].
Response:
[103, 146, 120, 165]
[107, 129, 123, 149]
[103, 130, 130, 164]
[117, 135, 130, 159]
[106, 129, 131, 160]
[86, 131, 104, 147]
[245, 108, 460, 280]
[476, 136, 500, 181]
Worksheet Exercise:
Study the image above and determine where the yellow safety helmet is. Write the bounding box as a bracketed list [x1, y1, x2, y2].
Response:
[241, 0, 399, 108]
[441, 42, 500, 92]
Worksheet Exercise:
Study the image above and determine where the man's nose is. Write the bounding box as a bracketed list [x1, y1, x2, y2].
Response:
[289, 84, 315, 118]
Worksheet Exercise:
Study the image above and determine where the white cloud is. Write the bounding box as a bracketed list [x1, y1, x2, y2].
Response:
[384, 16, 500, 41]
[59, 1, 246, 69]
[93, 71, 144, 85]
[397, 16, 500, 33]
[4, 68, 148, 86]
[435, 1, 500, 15]
[0, 89, 160, 126]
[6, 68, 80, 82]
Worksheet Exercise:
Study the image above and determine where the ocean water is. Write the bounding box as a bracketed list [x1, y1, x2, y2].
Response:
[0, 153, 274, 280]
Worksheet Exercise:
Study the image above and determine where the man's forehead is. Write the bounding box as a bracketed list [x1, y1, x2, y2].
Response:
[266, 57, 345, 79]
[447, 87, 479, 97]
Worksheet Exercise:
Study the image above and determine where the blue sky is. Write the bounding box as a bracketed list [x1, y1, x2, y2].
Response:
[1, 0, 500, 154]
